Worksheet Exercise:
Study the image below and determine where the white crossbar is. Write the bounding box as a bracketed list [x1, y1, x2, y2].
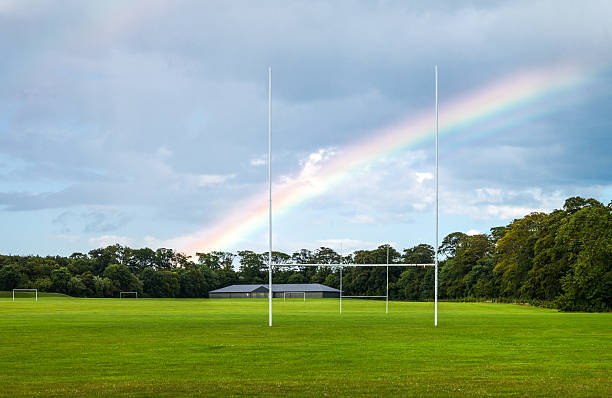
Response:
[272, 263, 435, 267]
[343, 295, 387, 298]
[13, 288, 37, 302]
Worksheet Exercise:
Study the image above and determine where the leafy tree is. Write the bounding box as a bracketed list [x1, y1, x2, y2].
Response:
[0, 264, 23, 290]
[403, 244, 434, 264]
[179, 266, 212, 298]
[153, 248, 182, 270]
[287, 273, 306, 284]
[494, 213, 546, 297]
[464, 256, 498, 298]
[556, 200, 612, 311]
[68, 276, 87, 297]
[22, 257, 56, 282]
[160, 270, 180, 298]
[394, 244, 435, 300]
[521, 209, 568, 300]
[440, 234, 494, 298]
[311, 247, 342, 264]
[291, 249, 313, 264]
[89, 245, 124, 275]
[93, 276, 113, 297]
[124, 247, 156, 274]
[439, 232, 467, 257]
[51, 267, 72, 294]
[323, 272, 339, 289]
[79, 272, 96, 297]
[196, 251, 236, 289]
[32, 277, 53, 292]
[68, 257, 95, 275]
[237, 251, 266, 284]
[489, 226, 507, 244]
[102, 264, 141, 296]
[196, 251, 235, 270]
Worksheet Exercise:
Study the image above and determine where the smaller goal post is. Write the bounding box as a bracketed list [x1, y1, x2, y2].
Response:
[13, 289, 37, 302]
[119, 291, 138, 299]
[282, 291, 306, 302]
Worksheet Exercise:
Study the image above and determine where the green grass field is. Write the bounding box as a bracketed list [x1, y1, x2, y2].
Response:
[1, 294, 610, 397]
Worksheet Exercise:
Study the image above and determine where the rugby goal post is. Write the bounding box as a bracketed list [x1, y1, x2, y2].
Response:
[13, 288, 37, 302]
[265, 66, 440, 326]
[119, 291, 138, 299]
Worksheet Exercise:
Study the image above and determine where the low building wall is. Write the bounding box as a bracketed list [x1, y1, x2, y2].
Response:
[210, 291, 340, 299]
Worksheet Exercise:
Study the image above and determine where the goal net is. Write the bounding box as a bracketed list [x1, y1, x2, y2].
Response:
[119, 291, 138, 299]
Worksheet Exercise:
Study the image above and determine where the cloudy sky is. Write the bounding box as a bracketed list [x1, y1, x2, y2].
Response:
[1, 0, 611, 256]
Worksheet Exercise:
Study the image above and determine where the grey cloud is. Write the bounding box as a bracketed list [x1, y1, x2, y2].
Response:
[0, 1, 610, 254]
[52, 208, 132, 234]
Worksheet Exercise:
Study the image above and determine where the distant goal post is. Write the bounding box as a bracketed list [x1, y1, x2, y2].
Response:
[119, 291, 138, 299]
[13, 288, 37, 302]
[281, 291, 306, 302]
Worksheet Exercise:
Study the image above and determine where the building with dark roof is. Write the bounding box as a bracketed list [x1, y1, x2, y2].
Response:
[209, 283, 340, 299]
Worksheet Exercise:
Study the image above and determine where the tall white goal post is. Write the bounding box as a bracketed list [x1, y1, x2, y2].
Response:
[13, 289, 37, 302]
[266, 66, 440, 326]
[119, 291, 138, 299]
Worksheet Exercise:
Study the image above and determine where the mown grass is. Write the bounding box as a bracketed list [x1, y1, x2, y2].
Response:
[1, 295, 610, 397]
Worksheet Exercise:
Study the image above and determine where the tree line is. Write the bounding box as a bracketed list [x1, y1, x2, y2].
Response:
[0, 196, 609, 311]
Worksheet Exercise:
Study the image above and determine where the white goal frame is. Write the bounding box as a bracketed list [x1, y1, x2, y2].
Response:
[119, 291, 138, 299]
[13, 288, 37, 302]
[282, 291, 306, 302]
[265, 66, 440, 327]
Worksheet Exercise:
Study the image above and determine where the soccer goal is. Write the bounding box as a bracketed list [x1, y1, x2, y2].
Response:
[119, 291, 138, 299]
[13, 288, 37, 302]
[264, 66, 441, 326]
[282, 291, 306, 302]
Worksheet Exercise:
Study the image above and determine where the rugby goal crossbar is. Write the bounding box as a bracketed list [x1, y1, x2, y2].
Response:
[13, 288, 37, 302]
[274, 263, 434, 267]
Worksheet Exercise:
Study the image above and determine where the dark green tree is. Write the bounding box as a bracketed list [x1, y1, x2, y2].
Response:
[102, 264, 141, 296]
[51, 267, 72, 294]
[0, 264, 23, 290]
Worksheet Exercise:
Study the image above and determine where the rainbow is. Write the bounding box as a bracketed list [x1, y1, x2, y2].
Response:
[178, 64, 588, 255]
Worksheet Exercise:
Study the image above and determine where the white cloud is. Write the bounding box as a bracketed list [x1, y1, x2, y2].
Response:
[350, 214, 375, 224]
[484, 205, 546, 219]
[465, 229, 480, 236]
[416, 172, 433, 184]
[296, 148, 337, 181]
[194, 173, 235, 186]
[250, 157, 267, 167]
[475, 188, 504, 203]
[156, 146, 172, 158]
[443, 187, 563, 220]
[412, 203, 428, 211]
[50, 234, 81, 243]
